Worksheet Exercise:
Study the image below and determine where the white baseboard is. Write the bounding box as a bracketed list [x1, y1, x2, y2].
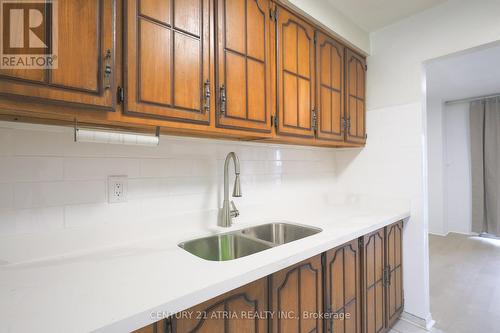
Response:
[400, 311, 435, 331]
[428, 231, 448, 237]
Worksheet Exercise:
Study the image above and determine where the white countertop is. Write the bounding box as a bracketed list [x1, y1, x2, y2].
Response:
[0, 197, 410, 333]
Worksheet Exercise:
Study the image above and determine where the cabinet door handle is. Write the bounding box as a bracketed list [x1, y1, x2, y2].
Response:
[104, 49, 112, 89]
[203, 80, 211, 112]
[219, 85, 226, 116]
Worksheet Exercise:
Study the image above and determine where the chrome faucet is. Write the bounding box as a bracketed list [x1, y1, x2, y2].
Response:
[219, 152, 242, 227]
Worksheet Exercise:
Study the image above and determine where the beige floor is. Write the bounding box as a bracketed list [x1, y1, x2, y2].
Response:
[429, 233, 500, 333]
[388, 319, 445, 333]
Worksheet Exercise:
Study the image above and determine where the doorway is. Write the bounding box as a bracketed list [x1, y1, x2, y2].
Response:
[424, 41, 500, 332]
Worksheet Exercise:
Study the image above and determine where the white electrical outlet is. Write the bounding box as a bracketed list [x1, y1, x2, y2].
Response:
[108, 175, 128, 203]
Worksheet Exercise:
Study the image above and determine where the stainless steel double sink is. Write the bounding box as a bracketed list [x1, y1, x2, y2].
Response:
[178, 223, 322, 261]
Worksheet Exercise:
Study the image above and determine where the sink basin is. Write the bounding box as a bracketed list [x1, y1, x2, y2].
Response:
[241, 223, 322, 245]
[179, 222, 322, 261]
[179, 234, 272, 261]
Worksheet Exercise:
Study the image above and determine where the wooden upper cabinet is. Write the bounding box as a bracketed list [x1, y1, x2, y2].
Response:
[325, 239, 361, 333]
[275, 6, 315, 138]
[315, 31, 344, 142]
[216, 0, 272, 133]
[124, 0, 212, 123]
[0, 0, 116, 110]
[271, 255, 322, 333]
[385, 221, 404, 328]
[362, 228, 386, 333]
[345, 49, 366, 144]
[172, 278, 268, 333]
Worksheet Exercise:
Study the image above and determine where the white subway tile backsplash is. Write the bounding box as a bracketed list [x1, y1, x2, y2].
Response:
[13, 180, 106, 209]
[63, 157, 141, 180]
[0, 157, 64, 182]
[64, 201, 142, 228]
[0, 121, 337, 237]
[0, 128, 13, 156]
[12, 129, 70, 156]
[0, 183, 13, 209]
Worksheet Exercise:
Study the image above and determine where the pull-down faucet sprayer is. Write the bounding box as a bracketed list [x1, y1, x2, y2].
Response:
[220, 152, 242, 227]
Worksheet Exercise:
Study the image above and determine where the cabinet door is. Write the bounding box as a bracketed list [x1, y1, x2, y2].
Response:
[216, 0, 272, 133]
[325, 239, 361, 333]
[172, 278, 268, 333]
[362, 228, 385, 333]
[125, 0, 211, 124]
[315, 31, 344, 142]
[271, 255, 322, 333]
[0, 0, 116, 110]
[275, 6, 315, 138]
[345, 49, 366, 144]
[385, 221, 404, 328]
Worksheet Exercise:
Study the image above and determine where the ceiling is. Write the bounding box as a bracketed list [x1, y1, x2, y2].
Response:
[326, 0, 446, 32]
[426, 43, 500, 103]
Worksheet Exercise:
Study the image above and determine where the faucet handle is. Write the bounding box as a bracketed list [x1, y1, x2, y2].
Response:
[230, 200, 239, 218]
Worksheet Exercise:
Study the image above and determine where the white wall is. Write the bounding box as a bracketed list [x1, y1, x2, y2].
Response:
[286, 0, 370, 54]
[426, 98, 446, 235]
[367, 0, 500, 110]
[335, 102, 430, 324]
[443, 103, 472, 234]
[336, 0, 500, 326]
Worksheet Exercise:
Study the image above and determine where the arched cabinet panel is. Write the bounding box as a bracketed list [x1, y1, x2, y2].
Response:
[362, 228, 385, 333]
[125, 0, 212, 123]
[216, 0, 272, 133]
[271, 255, 323, 333]
[345, 49, 366, 144]
[315, 31, 344, 142]
[275, 6, 315, 138]
[0, 0, 116, 110]
[172, 278, 268, 333]
[325, 239, 361, 333]
[385, 221, 404, 328]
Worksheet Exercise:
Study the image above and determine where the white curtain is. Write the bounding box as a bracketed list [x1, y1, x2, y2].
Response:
[470, 97, 500, 236]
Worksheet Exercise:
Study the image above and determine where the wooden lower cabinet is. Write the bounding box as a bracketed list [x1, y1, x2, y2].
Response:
[172, 278, 268, 333]
[361, 228, 386, 333]
[325, 239, 361, 333]
[385, 222, 404, 328]
[133, 222, 404, 333]
[361, 222, 404, 333]
[271, 255, 323, 333]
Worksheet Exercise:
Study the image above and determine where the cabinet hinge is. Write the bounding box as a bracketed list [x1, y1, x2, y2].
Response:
[358, 237, 364, 248]
[314, 33, 317, 44]
[203, 80, 211, 112]
[104, 49, 112, 89]
[271, 114, 279, 128]
[270, 7, 278, 21]
[321, 253, 326, 268]
[365, 64, 368, 71]
[165, 318, 172, 333]
[219, 85, 226, 116]
[312, 108, 317, 132]
[117, 86, 124, 104]
[383, 265, 392, 287]
[383, 267, 387, 286]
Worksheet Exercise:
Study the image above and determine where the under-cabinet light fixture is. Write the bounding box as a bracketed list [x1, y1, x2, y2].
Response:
[74, 121, 160, 146]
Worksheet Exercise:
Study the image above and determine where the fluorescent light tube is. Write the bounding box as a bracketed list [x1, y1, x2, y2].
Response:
[75, 128, 159, 146]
